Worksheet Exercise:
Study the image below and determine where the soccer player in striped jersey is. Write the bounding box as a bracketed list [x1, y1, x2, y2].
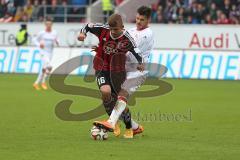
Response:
[78, 14, 144, 131]
[33, 18, 59, 90]
[94, 6, 154, 138]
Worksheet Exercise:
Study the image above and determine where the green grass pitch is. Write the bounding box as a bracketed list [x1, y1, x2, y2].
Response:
[0, 73, 239, 160]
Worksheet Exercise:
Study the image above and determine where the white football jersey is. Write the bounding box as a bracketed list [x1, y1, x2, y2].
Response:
[125, 27, 154, 77]
[127, 27, 154, 63]
[34, 30, 59, 54]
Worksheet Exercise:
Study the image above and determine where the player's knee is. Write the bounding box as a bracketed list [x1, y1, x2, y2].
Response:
[47, 66, 52, 71]
[100, 85, 111, 95]
[100, 85, 111, 101]
[46, 66, 52, 75]
[42, 68, 46, 73]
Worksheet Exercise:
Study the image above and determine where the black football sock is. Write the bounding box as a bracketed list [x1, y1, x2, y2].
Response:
[103, 93, 117, 116]
[120, 108, 132, 129]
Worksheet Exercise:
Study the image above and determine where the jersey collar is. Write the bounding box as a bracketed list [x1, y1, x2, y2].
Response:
[110, 30, 126, 40]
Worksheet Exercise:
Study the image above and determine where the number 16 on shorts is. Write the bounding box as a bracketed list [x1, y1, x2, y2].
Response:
[97, 77, 106, 86]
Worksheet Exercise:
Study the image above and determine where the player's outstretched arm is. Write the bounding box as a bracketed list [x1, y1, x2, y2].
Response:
[129, 48, 145, 72]
[55, 34, 60, 47]
[33, 31, 43, 48]
[78, 23, 108, 41]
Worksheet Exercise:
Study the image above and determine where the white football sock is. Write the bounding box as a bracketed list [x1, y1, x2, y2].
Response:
[107, 99, 126, 127]
[35, 71, 44, 84]
[131, 119, 139, 130]
[42, 73, 48, 83]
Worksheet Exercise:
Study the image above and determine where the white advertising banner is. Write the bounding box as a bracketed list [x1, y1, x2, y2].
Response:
[1, 23, 240, 50]
[0, 47, 239, 80]
[152, 25, 240, 50]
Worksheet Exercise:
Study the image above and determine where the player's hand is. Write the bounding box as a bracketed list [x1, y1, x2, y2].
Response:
[40, 42, 44, 49]
[91, 45, 98, 52]
[137, 63, 144, 72]
[78, 33, 86, 41]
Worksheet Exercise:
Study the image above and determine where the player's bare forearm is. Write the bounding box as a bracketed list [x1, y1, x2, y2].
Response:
[137, 63, 144, 72]
[91, 45, 98, 52]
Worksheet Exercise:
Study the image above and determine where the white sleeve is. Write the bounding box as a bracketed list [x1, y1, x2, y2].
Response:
[54, 31, 60, 46]
[33, 31, 42, 47]
[145, 34, 154, 53]
[141, 31, 154, 61]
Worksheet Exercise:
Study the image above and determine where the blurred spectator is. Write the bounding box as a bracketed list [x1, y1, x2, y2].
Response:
[217, 11, 231, 24]
[186, 15, 193, 24]
[229, 3, 240, 18]
[176, 7, 186, 24]
[0, 13, 13, 22]
[151, 2, 159, 23]
[55, 1, 67, 22]
[14, 0, 25, 8]
[7, 0, 16, 16]
[150, 0, 240, 24]
[195, 3, 207, 24]
[204, 13, 213, 24]
[209, 2, 218, 22]
[38, 0, 47, 22]
[102, 0, 114, 23]
[0, 0, 8, 18]
[115, 0, 123, 6]
[16, 24, 28, 46]
[31, 0, 40, 22]
[13, 0, 31, 22]
[19, 12, 29, 22]
[47, 0, 58, 21]
[163, 0, 177, 23]
[68, 0, 87, 22]
[175, 0, 184, 7]
[0, 0, 239, 24]
[55, 0, 67, 22]
[14, 6, 24, 22]
[188, 1, 200, 24]
[230, 15, 239, 24]
[229, 3, 240, 24]
[23, 0, 33, 21]
[212, 0, 224, 9]
[222, 0, 231, 18]
[0, 0, 14, 22]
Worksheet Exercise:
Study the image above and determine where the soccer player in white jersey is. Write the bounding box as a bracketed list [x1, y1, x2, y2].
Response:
[94, 6, 154, 138]
[33, 18, 59, 90]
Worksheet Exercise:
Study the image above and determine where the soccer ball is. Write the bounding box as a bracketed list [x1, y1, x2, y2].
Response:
[90, 126, 108, 140]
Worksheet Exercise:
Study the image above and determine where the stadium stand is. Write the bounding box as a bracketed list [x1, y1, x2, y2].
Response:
[151, 0, 240, 24]
[0, 0, 239, 24]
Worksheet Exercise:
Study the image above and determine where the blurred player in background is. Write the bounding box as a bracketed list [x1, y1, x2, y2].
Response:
[94, 6, 154, 138]
[78, 14, 144, 134]
[33, 18, 59, 90]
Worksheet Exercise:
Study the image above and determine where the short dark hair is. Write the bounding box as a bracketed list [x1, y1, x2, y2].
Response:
[21, 24, 27, 29]
[108, 14, 123, 27]
[137, 6, 152, 19]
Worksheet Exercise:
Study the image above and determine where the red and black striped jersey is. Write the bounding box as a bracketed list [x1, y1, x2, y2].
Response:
[81, 23, 143, 72]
